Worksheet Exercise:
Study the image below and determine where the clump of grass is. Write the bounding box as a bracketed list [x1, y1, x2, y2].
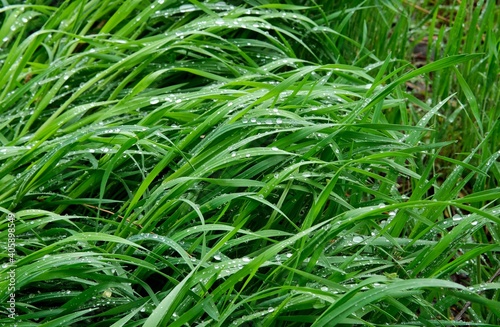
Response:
[0, 1, 499, 326]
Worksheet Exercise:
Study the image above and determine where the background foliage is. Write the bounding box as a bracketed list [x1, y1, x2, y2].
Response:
[1, 0, 499, 326]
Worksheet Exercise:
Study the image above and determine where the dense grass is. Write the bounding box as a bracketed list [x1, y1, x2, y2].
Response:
[1, 0, 499, 326]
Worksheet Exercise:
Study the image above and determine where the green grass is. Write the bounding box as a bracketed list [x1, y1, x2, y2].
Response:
[0, 0, 499, 326]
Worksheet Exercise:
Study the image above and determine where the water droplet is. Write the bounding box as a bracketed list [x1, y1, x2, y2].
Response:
[150, 98, 159, 105]
[179, 4, 196, 12]
[352, 236, 364, 244]
[268, 307, 275, 313]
